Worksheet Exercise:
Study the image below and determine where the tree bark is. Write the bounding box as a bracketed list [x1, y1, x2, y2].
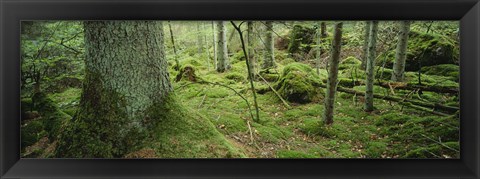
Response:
[197, 22, 204, 54]
[56, 21, 172, 158]
[360, 21, 371, 70]
[392, 21, 411, 82]
[323, 22, 343, 125]
[365, 21, 379, 112]
[216, 21, 230, 72]
[315, 22, 322, 75]
[320, 22, 327, 38]
[263, 21, 275, 69]
[168, 21, 179, 70]
[247, 21, 256, 77]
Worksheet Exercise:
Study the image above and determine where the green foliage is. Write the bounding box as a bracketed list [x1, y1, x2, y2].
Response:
[364, 141, 388, 158]
[339, 56, 362, 70]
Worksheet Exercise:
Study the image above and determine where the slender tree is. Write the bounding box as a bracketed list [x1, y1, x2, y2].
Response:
[392, 21, 411, 82]
[56, 21, 172, 157]
[212, 21, 217, 69]
[365, 21, 379, 112]
[360, 21, 371, 70]
[262, 21, 275, 69]
[323, 22, 343, 125]
[315, 22, 323, 75]
[216, 21, 230, 72]
[168, 21, 180, 70]
[247, 21, 256, 77]
[320, 22, 327, 38]
[197, 22, 204, 54]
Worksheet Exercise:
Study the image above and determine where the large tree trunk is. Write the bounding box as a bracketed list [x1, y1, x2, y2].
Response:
[365, 21, 379, 112]
[392, 21, 411, 82]
[56, 21, 172, 158]
[262, 21, 275, 69]
[323, 22, 343, 125]
[216, 21, 230, 72]
[360, 21, 371, 70]
[247, 21, 256, 76]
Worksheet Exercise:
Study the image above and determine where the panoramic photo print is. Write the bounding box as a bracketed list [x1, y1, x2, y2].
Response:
[20, 20, 459, 158]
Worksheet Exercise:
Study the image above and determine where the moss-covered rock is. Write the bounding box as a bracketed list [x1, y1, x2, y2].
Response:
[225, 72, 246, 82]
[385, 30, 459, 71]
[275, 63, 323, 103]
[175, 65, 198, 82]
[339, 56, 362, 70]
[421, 64, 459, 81]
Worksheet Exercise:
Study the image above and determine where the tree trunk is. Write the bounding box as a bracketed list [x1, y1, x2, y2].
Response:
[392, 21, 411, 82]
[315, 22, 322, 75]
[365, 21, 379, 112]
[216, 21, 230, 72]
[56, 21, 173, 158]
[323, 22, 343, 125]
[360, 21, 371, 70]
[197, 22, 204, 54]
[212, 21, 217, 70]
[320, 22, 327, 38]
[168, 21, 179, 70]
[262, 21, 275, 69]
[247, 21, 256, 76]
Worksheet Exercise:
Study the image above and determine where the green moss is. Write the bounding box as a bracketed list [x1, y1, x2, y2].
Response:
[205, 86, 230, 98]
[277, 150, 317, 158]
[254, 124, 290, 143]
[339, 56, 361, 70]
[375, 113, 416, 126]
[364, 141, 388, 158]
[275, 63, 323, 103]
[404, 142, 459, 158]
[21, 120, 46, 149]
[225, 72, 246, 82]
[287, 25, 316, 58]
[32, 92, 71, 140]
[421, 64, 459, 81]
[148, 94, 246, 158]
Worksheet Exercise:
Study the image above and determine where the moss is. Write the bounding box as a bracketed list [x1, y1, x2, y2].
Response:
[277, 150, 317, 158]
[21, 120, 46, 149]
[254, 124, 289, 143]
[205, 86, 230, 98]
[287, 25, 316, 58]
[275, 63, 323, 103]
[147, 94, 246, 158]
[421, 64, 459, 81]
[384, 30, 459, 71]
[375, 113, 416, 126]
[32, 92, 71, 140]
[364, 141, 388, 158]
[339, 56, 361, 70]
[225, 72, 246, 82]
[175, 64, 198, 82]
[404, 142, 459, 158]
[180, 56, 202, 67]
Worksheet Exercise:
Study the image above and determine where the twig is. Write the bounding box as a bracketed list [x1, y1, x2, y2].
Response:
[420, 134, 459, 153]
[257, 74, 292, 109]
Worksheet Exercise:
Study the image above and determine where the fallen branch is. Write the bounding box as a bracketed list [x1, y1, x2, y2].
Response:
[324, 79, 459, 94]
[257, 74, 292, 109]
[318, 84, 459, 114]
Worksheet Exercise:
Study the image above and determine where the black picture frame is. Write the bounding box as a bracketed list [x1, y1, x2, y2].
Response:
[1, 0, 479, 178]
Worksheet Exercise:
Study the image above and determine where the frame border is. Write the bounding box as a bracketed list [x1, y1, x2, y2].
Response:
[1, 0, 479, 178]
